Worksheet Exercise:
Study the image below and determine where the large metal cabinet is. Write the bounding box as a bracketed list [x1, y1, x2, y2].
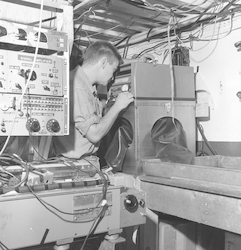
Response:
[122, 100, 196, 174]
[109, 62, 196, 175]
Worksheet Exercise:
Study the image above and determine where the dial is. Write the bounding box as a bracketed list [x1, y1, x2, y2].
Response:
[47, 119, 60, 133]
[26, 118, 40, 132]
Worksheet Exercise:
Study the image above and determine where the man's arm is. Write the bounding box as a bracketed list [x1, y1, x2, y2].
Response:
[85, 91, 134, 143]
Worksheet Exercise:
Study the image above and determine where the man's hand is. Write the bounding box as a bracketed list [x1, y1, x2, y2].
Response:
[114, 91, 134, 111]
[86, 91, 134, 143]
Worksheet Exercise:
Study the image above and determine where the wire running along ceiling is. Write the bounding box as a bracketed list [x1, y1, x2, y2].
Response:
[72, 0, 240, 51]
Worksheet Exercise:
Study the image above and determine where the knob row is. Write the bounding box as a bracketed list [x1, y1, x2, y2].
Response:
[26, 118, 60, 133]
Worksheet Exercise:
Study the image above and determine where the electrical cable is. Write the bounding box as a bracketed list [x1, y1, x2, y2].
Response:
[152, 4, 235, 64]
[84, 23, 122, 40]
[189, 10, 219, 52]
[72, 0, 240, 51]
[188, 16, 223, 63]
[26, 184, 104, 221]
[83, 158, 108, 201]
[114, 36, 130, 47]
[0, 241, 9, 250]
[167, 16, 178, 131]
[0, 154, 30, 188]
[111, 19, 136, 44]
[0, 167, 18, 180]
[196, 119, 218, 155]
[28, 16, 57, 26]
[79, 202, 109, 250]
[176, 0, 209, 11]
[74, 6, 93, 22]
[14, 157, 109, 224]
[0, 0, 44, 156]
[131, 1, 237, 48]
[78, 158, 109, 250]
[123, 36, 131, 59]
[196, 13, 233, 41]
[74, 6, 94, 36]
[112, 11, 164, 46]
[178, 0, 236, 34]
[134, 39, 172, 59]
[25, 87, 48, 161]
[27, 135, 48, 161]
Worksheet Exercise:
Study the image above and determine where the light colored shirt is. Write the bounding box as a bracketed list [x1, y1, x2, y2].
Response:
[53, 66, 103, 159]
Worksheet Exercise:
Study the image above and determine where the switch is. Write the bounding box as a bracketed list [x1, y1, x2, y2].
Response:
[25, 69, 37, 81]
[15, 83, 22, 90]
[18, 110, 24, 117]
[43, 85, 50, 91]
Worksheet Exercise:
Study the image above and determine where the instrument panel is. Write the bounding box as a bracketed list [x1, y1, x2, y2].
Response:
[0, 20, 69, 136]
[0, 20, 67, 52]
[0, 50, 67, 96]
[0, 93, 68, 135]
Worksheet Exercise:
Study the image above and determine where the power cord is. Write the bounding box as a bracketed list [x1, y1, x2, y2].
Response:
[0, 241, 9, 250]
[79, 202, 109, 250]
[0, 153, 30, 188]
[26, 184, 105, 222]
[196, 119, 218, 155]
[79, 158, 109, 250]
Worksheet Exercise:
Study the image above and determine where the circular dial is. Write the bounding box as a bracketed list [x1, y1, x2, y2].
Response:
[47, 119, 60, 133]
[26, 118, 40, 132]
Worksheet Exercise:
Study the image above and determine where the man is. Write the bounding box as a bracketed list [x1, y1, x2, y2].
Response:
[53, 41, 134, 161]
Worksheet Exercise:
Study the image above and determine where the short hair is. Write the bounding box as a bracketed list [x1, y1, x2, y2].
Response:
[70, 43, 83, 70]
[83, 41, 122, 65]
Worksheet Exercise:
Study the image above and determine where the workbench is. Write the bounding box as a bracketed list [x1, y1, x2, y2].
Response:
[139, 156, 241, 235]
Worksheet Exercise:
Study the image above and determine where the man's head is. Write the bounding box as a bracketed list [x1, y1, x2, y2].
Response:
[82, 41, 122, 86]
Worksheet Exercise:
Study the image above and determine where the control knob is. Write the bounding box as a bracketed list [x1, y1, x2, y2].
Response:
[47, 119, 60, 133]
[124, 194, 139, 213]
[25, 69, 37, 81]
[26, 118, 40, 132]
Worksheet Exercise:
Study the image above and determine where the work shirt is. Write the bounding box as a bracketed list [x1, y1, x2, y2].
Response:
[53, 66, 103, 159]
